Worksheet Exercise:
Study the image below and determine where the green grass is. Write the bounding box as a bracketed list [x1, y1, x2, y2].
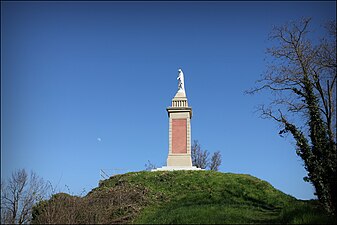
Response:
[96, 170, 335, 224]
[33, 170, 335, 224]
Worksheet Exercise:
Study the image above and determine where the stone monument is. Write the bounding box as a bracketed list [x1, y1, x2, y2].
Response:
[153, 69, 201, 171]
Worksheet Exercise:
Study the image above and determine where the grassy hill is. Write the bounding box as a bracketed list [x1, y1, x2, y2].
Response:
[32, 170, 335, 224]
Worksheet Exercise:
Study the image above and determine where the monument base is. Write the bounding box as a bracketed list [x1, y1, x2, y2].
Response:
[167, 154, 192, 167]
[152, 166, 203, 171]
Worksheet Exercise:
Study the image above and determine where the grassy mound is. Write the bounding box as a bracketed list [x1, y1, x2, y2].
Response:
[33, 170, 335, 224]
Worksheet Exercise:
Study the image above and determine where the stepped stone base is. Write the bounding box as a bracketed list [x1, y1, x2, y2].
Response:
[152, 166, 203, 171]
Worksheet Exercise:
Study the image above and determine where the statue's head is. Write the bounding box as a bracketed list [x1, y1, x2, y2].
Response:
[178, 68, 182, 73]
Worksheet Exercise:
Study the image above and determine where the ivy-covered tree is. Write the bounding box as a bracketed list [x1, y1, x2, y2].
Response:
[247, 18, 336, 215]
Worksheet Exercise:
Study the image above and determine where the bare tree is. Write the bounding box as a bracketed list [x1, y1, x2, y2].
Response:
[247, 18, 336, 215]
[144, 160, 156, 171]
[191, 140, 210, 169]
[209, 151, 222, 171]
[1, 169, 49, 224]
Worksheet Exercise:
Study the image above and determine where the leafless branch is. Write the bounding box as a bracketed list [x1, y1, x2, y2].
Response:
[1, 169, 49, 224]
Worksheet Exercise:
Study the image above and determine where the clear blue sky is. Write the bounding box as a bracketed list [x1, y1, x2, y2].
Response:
[2, 1, 335, 199]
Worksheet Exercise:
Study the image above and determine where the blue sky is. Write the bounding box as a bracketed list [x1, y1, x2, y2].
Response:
[2, 1, 335, 199]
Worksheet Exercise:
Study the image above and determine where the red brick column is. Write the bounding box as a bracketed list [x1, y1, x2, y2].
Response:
[172, 119, 187, 154]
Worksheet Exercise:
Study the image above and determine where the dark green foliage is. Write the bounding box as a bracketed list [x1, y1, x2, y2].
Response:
[281, 76, 336, 215]
[277, 21, 337, 215]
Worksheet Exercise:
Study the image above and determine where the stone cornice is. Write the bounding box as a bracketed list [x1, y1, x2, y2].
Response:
[166, 107, 192, 119]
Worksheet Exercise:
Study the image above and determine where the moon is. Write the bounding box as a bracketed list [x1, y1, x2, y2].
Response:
[97, 137, 101, 142]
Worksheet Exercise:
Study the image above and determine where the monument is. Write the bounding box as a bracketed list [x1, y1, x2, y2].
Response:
[153, 69, 201, 171]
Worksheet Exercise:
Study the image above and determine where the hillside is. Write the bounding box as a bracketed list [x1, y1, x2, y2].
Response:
[32, 171, 335, 224]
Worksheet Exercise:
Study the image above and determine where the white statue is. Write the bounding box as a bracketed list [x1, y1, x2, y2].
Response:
[177, 68, 185, 93]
